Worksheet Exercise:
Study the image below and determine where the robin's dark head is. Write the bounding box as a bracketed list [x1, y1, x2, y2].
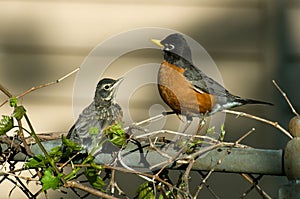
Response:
[94, 77, 123, 106]
[152, 33, 192, 63]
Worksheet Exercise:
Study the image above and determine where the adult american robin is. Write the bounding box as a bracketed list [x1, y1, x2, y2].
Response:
[66, 77, 123, 154]
[152, 33, 272, 122]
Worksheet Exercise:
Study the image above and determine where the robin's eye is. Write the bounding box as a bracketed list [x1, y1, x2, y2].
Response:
[165, 44, 175, 51]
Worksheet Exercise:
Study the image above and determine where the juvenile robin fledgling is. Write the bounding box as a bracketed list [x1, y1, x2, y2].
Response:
[66, 77, 123, 154]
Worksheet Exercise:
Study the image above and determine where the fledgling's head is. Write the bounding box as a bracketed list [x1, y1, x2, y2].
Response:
[94, 77, 123, 104]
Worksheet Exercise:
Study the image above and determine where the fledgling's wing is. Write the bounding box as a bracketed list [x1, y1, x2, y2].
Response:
[67, 102, 102, 153]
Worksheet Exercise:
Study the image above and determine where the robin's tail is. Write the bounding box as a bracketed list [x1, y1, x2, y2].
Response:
[235, 97, 273, 106]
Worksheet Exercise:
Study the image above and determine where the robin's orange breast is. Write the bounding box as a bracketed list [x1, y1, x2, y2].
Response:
[158, 61, 215, 116]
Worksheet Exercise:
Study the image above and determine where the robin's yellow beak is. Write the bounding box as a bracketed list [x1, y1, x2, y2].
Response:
[151, 39, 164, 48]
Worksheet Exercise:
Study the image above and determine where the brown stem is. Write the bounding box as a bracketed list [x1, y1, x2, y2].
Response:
[65, 181, 118, 199]
[17, 120, 34, 157]
[222, 109, 293, 139]
[0, 68, 79, 108]
[0, 84, 12, 98]
[273, 80, 299, 116]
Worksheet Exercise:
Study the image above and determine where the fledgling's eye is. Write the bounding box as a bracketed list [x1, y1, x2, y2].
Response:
[103, 84, 110, 90]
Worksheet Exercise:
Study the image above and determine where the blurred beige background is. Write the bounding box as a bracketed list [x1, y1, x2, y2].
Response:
[0, 0, 299, 198]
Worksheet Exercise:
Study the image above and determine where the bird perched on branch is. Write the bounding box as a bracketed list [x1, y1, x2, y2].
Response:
[152, 33, 272, 124]
[66, 77, 123, 154]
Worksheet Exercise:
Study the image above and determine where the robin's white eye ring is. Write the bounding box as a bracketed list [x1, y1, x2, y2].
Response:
[165, 44, 175, 51]
[169, 44, 175, 50]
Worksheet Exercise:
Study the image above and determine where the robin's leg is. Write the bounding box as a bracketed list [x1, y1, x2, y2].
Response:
[181, 116, 193, 134]
[162, 111, 176, 116]
[196, 115, 207, 135]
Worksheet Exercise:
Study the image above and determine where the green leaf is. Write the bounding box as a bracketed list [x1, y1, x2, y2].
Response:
[219, 124, 226, 141]
[84, 167, 105, 191]
[136, 182, 155, 199]
[41, 168, 63, 191]
[61, 135, 82, 160]
[88, 127, 99, 135]
[49, 146, 62, 157]
[13, 106, 26, 121]
[9, 97, 18, 107]
[206, 126, 216, 135]
[62, 135, 82, 152]
[82, 157, 105, 190]
[90, 160, 104, 170]
[159, 190, 176, 199]
[85, 154, 95, 163]
[0, 115, 14, 135]
[186, 142, 196, 154]
[25, 154, 48, 169]
[49, 146, 63, 161]
[104, 123, 127, 148]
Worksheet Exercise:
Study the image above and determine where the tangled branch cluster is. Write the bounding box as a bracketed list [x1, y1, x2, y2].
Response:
[0, 69, 295, 199]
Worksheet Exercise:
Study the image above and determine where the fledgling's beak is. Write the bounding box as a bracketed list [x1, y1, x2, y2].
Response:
[151, 39, 164, 48]
[113, 77, 124, 89]
[110, 77, 124, 98]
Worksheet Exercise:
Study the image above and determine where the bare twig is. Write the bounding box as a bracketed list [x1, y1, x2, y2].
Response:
[6, 176, 35, 198]
[117, 149, 154, 182]
[0, 170, 39, 182]
[103, 164, 185, 196]
[240, 174, 272, 199]
[183, 142, 222, 161]
[152, 120, 205, 178]
[148, 137, 172, 160]
[25, 132, 67, 143]
[58, 151, 81, 171]
[181, 158, 195, 197]
[124, 113, 165, 131]
[135, 129, 180, 139]
[0, 135, 23, 153]
[108, 169, 125, 196]
[222, 109, 293, 139]
[194, 166, 216, 199]
[192, 128, 254, 199]
[235, 128, 255, 145]
[0, 68, 79, 108]
[150, 132, 197, 173]
[57, 162, 183, 195]
[65, 180, 118, 199]
[194, 171, 220, 199]
[107, 156, 125, 196]
[0, 84, 12, 98]
[273, 80, 299, 116]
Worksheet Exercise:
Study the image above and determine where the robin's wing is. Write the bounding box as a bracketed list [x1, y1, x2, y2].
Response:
[183, 63, 231, 98]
